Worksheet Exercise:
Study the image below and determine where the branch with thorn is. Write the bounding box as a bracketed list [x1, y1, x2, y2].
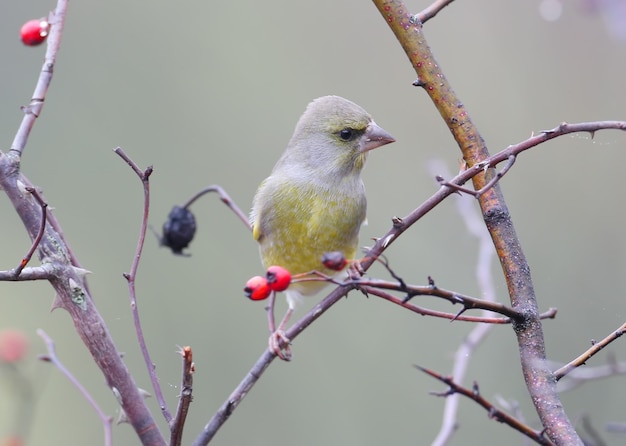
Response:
[415, 364, 556, 445]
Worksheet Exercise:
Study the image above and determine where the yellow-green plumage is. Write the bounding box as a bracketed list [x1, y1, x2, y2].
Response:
[253, 174, 366, 296]
[251, 95, 394, 309]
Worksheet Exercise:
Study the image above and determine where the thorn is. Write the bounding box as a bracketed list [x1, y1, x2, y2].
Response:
[472, 381, 480, 396]
[50, 293, 63, 311]
[450, 306, 466, 322]
[380, 234, 394, 247]
[428, 276, 436, 288]
[116, 408, 129, 425]
[16, 180, 29, 196]
[72, 267, 92, 278]
[137, 387, 152, 399]
[413, 363, 427, 373]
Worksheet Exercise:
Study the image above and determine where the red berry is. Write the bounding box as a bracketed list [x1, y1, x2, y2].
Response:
[244, 276, 271, 301]
[1, 436, 26, 446]
[20, 19, 50, 46]
[0, 329, 28, 363]
[266, 265, 291, 292]
[321, 251, 348, 271]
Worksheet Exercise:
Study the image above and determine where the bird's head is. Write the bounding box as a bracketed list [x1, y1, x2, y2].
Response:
[276, 96, 395, 180]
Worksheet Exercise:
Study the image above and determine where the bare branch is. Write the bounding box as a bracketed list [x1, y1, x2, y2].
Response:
[548, 355, 626, 392]
[37, 329, 113, 446]
[10, 2, 68, 157]
[182, 185, 251, 231]
[0, 265, 54, 281]
[114, 147, 172, 423]
[170, 346, 194, 446]
[436, 155, 517, 198]
[13, 187, 47, 277]
[360, 282, 557, 323]
[554, 322, 626, 381]
[414, 0, 456, 24]
[416, 364, 556, 445]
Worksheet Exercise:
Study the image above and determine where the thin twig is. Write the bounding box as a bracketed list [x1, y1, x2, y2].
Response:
[114, 147, 172, 423]
[436, 155, 516, 197]
[553, 322, 626, 381]
[358, 278, 521, 319]
[0, 266, 53, 281]
[362, 285, 556, 324]
[10, 3, 68, 156]
[37, 329, 113, 446]
[13, 187, 48, 277]
[170, 346, 194, 446]
[548, 355, 626, 392]
[114, 147, 147, 178]
[415, 364, 556, 445]
[414, 0, 456, 24]
[182, 185, 251, 231]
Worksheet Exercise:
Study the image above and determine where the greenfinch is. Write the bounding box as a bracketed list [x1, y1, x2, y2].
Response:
[250, 95, 395, 359]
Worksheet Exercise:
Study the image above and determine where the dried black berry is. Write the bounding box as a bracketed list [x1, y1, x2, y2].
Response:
[161, 206, 196, 255]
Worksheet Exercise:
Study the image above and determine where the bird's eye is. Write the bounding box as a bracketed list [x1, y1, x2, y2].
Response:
[339, 128, 354, 141]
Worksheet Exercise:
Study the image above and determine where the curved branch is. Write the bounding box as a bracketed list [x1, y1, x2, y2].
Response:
[371, 1, 589, 444]
[114, 147, 172, 424]
[38, 329, 113, 446]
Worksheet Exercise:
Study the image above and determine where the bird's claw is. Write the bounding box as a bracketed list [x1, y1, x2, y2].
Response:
[269, 330, 292, 361]
[347, 260, 364, 280]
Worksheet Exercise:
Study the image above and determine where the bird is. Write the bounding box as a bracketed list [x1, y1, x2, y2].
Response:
[250, 95, 395, 360]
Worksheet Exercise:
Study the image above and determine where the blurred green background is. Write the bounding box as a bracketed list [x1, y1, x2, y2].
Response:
[1, 0, 626, 445]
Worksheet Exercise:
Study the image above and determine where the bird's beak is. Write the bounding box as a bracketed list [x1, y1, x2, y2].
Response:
[361, 121, 395, 153]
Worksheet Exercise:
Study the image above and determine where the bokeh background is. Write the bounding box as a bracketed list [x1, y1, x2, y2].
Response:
[1, 1, 626, 445]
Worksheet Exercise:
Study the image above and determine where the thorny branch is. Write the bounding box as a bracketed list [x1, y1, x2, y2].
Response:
[415, 364, 556, 446]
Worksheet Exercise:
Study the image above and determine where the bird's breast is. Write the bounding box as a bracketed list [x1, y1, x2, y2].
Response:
[258, 179, 366, 286]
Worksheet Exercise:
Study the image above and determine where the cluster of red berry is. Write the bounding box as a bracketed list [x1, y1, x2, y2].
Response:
[244, 251, 348, 301]
[244, 266, 291, 301]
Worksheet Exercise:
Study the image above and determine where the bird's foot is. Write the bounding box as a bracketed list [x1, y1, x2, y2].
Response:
[269, 330, 292, 361]
[347, 260, 365, 280]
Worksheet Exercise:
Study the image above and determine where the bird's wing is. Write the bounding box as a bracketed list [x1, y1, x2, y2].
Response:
[250, 176, 280, 243]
